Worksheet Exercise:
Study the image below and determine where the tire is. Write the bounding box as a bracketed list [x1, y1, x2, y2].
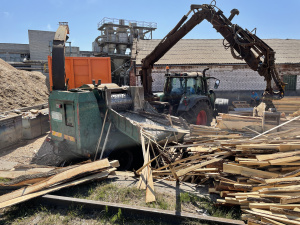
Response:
[180, 101, 213, 126]
[214, 98, 229, 114]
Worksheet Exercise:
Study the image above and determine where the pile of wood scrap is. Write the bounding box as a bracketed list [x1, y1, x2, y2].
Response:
[137, 119, 300, 224]
[214, 133, 300, 224]
[273, 96, 300, 115]
[216, 114, 264, 133]
[215, 113, 299, 135]
[0, 159, 119, 209]
[136, 125, 245, 185]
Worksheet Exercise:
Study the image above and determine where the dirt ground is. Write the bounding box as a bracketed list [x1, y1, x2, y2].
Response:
[0, 133, 64, 169]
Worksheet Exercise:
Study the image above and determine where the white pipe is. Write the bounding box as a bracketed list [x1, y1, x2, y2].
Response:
[250, 115, 300, 140]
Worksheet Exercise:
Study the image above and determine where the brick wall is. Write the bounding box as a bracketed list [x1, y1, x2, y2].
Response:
[132, 64, 300, 94]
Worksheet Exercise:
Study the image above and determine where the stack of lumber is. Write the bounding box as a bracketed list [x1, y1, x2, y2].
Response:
[189, 124, 240, 140]
[232, 101, 251, 108]
[0, 159, 119, 209]
[273, 96, 300, 115]
[139, 121, 300, 224]
[216, 114, 264, 132]
[214, 138, 300, 224]
[216, 113, 300, 134]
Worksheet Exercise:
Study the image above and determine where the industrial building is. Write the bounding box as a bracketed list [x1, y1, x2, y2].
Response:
[93, 17, 157, 85]
[0, 29, 91, 73]
[131, 39, 300, 101]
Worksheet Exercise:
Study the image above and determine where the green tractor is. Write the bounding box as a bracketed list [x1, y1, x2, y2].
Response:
[154, 68, 228, 126]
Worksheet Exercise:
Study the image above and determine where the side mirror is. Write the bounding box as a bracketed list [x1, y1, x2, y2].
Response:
[214, 79, 220, 89]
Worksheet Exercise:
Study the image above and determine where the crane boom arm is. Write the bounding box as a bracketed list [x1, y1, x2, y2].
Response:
[140, 3, 285, 100]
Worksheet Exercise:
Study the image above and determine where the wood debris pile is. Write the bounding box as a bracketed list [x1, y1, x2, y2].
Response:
[137, 115, 300, 224]
[273, 96, 300, 115]
[0, 159, 119, 209]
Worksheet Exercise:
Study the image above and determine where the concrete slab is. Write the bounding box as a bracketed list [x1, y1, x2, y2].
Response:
[0, 160, 18, 170]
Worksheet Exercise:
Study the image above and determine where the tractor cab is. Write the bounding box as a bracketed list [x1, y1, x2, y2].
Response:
[152, 68, 224, 125]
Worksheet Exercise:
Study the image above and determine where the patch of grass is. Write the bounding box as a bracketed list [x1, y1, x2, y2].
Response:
[0, 179, 241, 224]
[0, 177, 11, 183]
[0, 201, 36, 224]
[179, 192, 241, 220]
[90, 182, 145, 204]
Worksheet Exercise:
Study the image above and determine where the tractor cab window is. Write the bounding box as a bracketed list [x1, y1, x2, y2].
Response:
[170, 78, 184, 95]
[169, 77, 199, 95]
[186, 78, 196, 95]
[195, 78, 203, 94]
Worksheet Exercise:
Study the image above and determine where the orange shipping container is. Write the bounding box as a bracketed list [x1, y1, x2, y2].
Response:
[48, 56, 111, 90]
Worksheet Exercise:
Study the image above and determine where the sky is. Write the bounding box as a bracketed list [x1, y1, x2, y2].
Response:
[1, 0, 299, 51]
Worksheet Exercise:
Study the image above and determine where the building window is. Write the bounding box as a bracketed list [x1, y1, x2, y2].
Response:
[283, 75, 297, 91]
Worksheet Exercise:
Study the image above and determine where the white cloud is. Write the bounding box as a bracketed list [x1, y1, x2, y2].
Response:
[47, 24, 52, 31]
[1, 12, 11, 18]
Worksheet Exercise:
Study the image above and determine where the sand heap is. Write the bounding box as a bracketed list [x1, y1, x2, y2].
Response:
[0, 59, 49, 112]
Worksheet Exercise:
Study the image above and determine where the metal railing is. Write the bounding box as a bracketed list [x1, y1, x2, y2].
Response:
[98, 17, 157, 29]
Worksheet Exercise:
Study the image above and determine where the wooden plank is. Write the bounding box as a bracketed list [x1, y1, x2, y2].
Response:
[155, 154, 203, 171]
[0, 168, 55, 179]
[176, 154, 230, 177]
[256, 150, 300, 161]
[259, 185, 300, 193]
[0, 169, 112, 209]
[279, 144, 300, 152]
[280, 168, 300, 178]
[223, 163, 279, 179]
[0, 159, 111, 204]
[270, 207, 300, 217]
[261, 217, 286, 225]
[145, 164, 156, 203]
[236, 144, 280, 150]
[139, 123, 189, 133]
[281, 196, 300, 204]
[136, 153, 161, 175]
[249, 203, 300, 210]
[281, 166, 300, 171]
[144, 139, 155, 203]
[113, 171, 135, 177]
[260, 192, 300, 198]
[244, 209, 300, 225]
[251, 208, 300, 222]
[217, 120, 261, 131]
[137, 137, 148, 190]
[265, 177, 300, 185]
[238, 161, 270, 167]
[269, 156, 300, 165]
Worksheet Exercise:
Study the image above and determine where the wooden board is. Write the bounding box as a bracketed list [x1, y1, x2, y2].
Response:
[176, 154, 230, 177]
[223, 163, 279, 179]
[0, 159, 111, 204]
[0, 170, 112, 209]
[0, 168, 55, 179]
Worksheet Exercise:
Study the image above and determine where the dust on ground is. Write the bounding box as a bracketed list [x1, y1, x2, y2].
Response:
[0, 59, 49, 112]
[0, 134, 64, 169]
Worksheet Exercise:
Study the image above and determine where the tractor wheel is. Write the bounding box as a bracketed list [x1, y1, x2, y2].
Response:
[180, 101, 213, 126]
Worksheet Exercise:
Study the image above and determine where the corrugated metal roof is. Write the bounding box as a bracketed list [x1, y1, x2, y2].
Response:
[133, 39, 300, 65]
